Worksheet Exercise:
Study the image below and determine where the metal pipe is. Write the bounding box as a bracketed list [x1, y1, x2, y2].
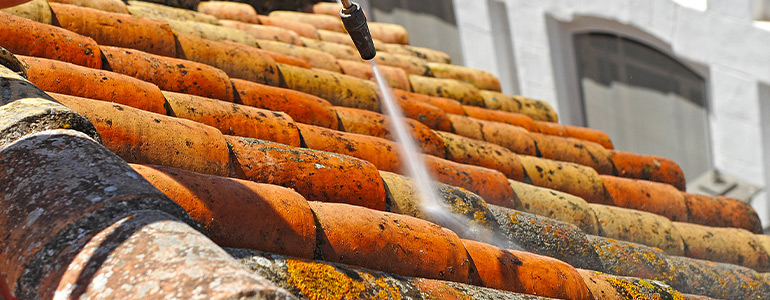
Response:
[339, 0, 376, 60]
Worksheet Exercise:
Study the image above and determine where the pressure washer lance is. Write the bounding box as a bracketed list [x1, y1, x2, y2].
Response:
[339, 0, 376, 60]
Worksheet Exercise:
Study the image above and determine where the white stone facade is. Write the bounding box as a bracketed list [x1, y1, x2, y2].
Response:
[452, 0, 770, 228]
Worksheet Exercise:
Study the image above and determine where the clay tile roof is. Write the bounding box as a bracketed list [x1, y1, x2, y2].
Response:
[0, 0, 767, 299]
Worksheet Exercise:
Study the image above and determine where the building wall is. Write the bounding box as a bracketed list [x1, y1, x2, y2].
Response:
[453, 0, 770, 227]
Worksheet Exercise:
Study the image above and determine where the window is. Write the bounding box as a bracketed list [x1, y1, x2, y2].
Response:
[573, 32, 711, 180]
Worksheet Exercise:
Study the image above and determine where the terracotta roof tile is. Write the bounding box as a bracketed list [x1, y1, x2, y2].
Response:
[50, 0, 129, 14]
[256, 14, 320, 39]
[258, 40, 341, 71]
[126, 0, 220, 24]
[409, 74, 486, 106]
[175, 33, 281, 85]
[0, 0, 52, 24]
[220, 19, 303, 45]
[100, 45, 235, 102]
[197, 0, 259, 24]
[54, 94, 232, 176]
[310, 201, 475, 283]
[609, 150, 686, 190]
[20, 55, 168, 114]
[226, 135, 387, 210]
[489, 205, 605, 271]
[462, 239, 593, 299]
[509, 180, 599, 234]
[50, 3, 177, 57]
[163, 90, 302, 146]
[270, 10, 345, 33]
[437, 131, 527, 181]
[231, 78, 340, 129]
[683, 193, 762, 232]
[132, 164, 317, 259]
[278, 63, 380, 110]
[577, 269, 686, 300]
[674, 222, 770, 271]
[2, 2, 767, 298]
[0, 12, 101, 69]
[590, 204, 685, 256]
[479, 90, 559, 122]
[316, 28, 386, 51]
[519, 155, 607, 203]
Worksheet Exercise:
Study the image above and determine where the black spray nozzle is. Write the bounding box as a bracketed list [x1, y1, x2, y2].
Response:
[340, 2, 376, 60]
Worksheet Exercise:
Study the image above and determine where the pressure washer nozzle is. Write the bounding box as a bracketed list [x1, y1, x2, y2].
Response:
[340, 2, 376, 60]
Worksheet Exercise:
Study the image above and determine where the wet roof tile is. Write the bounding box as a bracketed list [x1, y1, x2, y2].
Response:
[0, 1, 768, 299]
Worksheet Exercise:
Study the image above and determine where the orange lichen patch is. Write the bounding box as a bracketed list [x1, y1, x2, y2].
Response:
[576, 269, 624, 300]
[590, 204, 685, 256]
[579, 270, 685, 300]
[461, 105, 536, 131]
[601, 175, 688, 222]
[55, 94, 232, 176]
[197, 1, 259, 24]
[0, 12, 101, 69]
[479, 90, 558, 122]
[426, 63, 501, 92]
[49, 0, 128, 14]
[300, 37, 361, 61]
[333, 107, 446, 157]
[231, 78, 339, 130]
[609, 150, 686, 191]
[175, 34, 281, 86]
[518, 155, 607, 204]
[50, 2, 176, 57]
[683, 193, 762, 233]
[257, 39, 342, 72]
[311, 2, 342, 16]
[278, 63, 380, 112]
[270, 10, 344, 32]
[226, 136, 386, 210]
[409, 75, 485, 107]
[436, 131, 526, 182]
[131, 164, 316, 259]
[259, 49, 311, 69]
[162, 91, 301, 147]
[509, 180, 599, 235]
[336, 59, 411, 91]
[220, 20, 303, 46]
[392, 89, 466, 115]
[20, 55, 167, 115]
[296, 123, 403, 173]
[531, 133, 614, 175]
[286, 259, 367, 299]
[257, 15, 320, 39]
[372, 52, 431, 76]
[368, 22, 409, 45]
[423, 155, 516, 208]
[462, 239, 593, 299]
[396, 97, 453, 132]
[100, 46, 235, 102]
[673, 222, 770, 272]
[309, 202, 472, 283]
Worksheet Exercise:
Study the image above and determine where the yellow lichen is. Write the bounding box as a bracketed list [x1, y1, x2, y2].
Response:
[287, 259, 367, 300]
